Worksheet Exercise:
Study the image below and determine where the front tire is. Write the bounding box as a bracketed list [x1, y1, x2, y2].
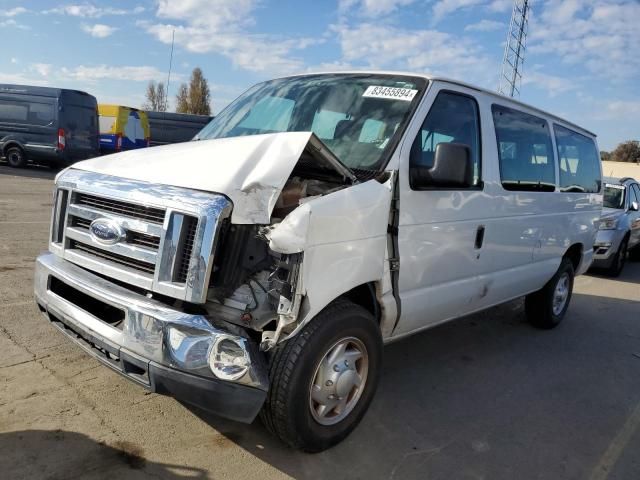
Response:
[525, 258, 574, 329]
[605, 236, 628, 277]
[5, 146, 27, 168]
[260, 299, 382, 452]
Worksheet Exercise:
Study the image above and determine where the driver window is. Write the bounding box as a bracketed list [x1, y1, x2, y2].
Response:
[410, 91, 481, 186]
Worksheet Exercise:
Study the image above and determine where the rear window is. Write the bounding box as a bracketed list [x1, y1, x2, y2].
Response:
[0, 98, 55, 126]
[554, 124, 601, 193]
[62, 105, 98, 133]
[99, 115, 116, 134]
[492, 105, 555, 192]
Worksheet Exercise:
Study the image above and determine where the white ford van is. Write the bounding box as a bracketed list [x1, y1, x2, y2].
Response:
[34, 72, 602, 452]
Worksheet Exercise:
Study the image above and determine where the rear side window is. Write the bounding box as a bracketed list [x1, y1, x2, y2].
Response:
[0, 99, 54, 125]
[554, 124, 601, 193]
[492, 105, 555, 191]
[630, 184, 640, 206]
[410, 91, 481, 187]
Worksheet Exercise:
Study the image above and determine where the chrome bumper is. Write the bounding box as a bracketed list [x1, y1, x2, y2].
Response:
[34, 252, 268, 423]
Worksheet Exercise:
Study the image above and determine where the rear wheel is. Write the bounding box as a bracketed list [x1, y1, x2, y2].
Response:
[5, 146, 27, 168]
[260, 299, 382, 452]
[525, 257, 574, 329]
[605, 236, 628, 277]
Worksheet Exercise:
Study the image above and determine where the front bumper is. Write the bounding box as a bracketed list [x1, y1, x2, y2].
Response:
[592, 229, 626, 268]
[34, 252, 268, 423]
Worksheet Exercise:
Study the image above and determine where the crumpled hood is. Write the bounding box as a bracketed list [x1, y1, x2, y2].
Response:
[72, 132, 349, 224]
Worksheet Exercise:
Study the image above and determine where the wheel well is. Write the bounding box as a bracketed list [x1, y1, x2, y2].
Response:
[341, 283, 380, 323]
[3, 142, 23, 156]
[564, 243, 583, 271]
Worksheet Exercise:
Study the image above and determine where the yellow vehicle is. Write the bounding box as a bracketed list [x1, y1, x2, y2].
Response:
[98, 104, 150, 153]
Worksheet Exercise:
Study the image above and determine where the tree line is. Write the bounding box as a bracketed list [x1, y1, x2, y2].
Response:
[601, 141, 640, 164]
[143, 67, 211, 116]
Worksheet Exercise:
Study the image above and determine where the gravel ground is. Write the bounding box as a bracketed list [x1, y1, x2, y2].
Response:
[1, 163, 639, 480]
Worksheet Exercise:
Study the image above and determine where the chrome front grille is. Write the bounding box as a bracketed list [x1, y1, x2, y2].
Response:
[50, 169, 233, 304]
[69, 240, 156, 274]
[75, 192, 166, 224]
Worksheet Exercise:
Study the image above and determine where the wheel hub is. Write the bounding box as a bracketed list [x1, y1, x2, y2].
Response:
[552, 273, 570, 316]
[309, 337, 368, 426]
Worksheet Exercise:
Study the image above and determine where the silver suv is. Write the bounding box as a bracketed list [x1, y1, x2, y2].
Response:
[592, 177, 640, 276]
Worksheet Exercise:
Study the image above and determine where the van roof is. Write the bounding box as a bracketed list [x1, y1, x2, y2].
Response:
[99, 104, 143, 114]
[276, 71, 597, 138]
[0, 83, 93, 98]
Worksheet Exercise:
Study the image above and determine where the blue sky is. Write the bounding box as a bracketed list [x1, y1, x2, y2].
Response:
[2, 0, 638, 150]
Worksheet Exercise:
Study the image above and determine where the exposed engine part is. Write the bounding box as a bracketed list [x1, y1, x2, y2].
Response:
[209, 224, 272, 301]
[272, 176, 343, 219]
[206, 270, 277, 330]
[261, 253, 303, 351]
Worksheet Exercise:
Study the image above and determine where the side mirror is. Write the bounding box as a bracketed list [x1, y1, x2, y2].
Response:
[630, 201, 639, 212]
[410, 142, 473, 189]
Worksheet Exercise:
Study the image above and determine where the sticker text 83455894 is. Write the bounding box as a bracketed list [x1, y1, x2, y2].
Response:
[363, 85, 418, 102]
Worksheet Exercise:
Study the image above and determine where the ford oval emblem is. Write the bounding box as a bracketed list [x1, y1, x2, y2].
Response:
[89, 218, 126, 245]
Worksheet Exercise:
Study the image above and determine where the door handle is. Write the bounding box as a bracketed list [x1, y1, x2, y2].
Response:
[475, 225, 485, 249]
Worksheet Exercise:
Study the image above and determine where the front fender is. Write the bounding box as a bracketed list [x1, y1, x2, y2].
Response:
[267, 179, 393, 333]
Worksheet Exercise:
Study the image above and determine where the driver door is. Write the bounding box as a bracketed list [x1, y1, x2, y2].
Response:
[394, 86, 489, 336]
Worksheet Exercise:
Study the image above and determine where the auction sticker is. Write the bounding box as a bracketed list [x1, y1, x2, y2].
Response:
[363, 85, 418, 102]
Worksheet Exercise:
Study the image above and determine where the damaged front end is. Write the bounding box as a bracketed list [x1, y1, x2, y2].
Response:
[201, 133, 388, 351]
[35, 131, 394, 422]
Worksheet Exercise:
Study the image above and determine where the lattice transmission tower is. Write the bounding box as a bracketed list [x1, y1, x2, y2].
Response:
[498, 0, 530, 97]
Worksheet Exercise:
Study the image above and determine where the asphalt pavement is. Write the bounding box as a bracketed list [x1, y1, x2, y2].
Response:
[1, 163, 639, 480]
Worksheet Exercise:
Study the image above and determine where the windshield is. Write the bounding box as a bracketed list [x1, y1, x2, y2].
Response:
[196, 74, 427, 172]
[603, 184, 625, 209]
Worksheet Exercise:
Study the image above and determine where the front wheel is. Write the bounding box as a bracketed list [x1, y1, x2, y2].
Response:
[525, 258, 575, 329]
[605, 236, 628, 277]
[260, 299, 382, 452]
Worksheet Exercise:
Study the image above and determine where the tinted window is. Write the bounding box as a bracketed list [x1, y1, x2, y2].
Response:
[554, 124, 601, 193]
[630, 184, 640, 206]
[63, 105, 97, 131]
[492, 105, 555, 191]
[0, 99, 54, 125]
[410, 91, 481, 187]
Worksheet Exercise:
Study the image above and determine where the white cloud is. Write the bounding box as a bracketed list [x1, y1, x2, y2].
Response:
[10, 57, 18, 64]
[529, 0, 640, 82]
[45, 4, 144, 18]
[0, 72, 48, 86]
[432, 0, 484, 23]
[0, 18, 29, 29]
[521, 70, 575, 96]
[30, 63, 53, 77]
[465, 19, 503, 31]
[82, 23, 117, 38]
[0, 6, 27, 17]
[334, 22, 496, 85]
[487, 0, 512, 13]
[142, 0, 317, 75]
[605, 100, 640, 118]
[338, 0, 417, 16]
[59, 65, 175, 82]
